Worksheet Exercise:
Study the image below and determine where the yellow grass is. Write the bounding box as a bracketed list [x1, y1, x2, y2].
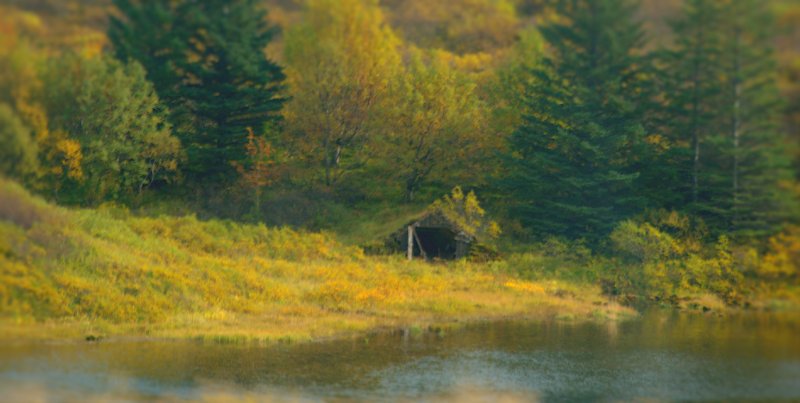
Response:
[0, 179, 636, 343]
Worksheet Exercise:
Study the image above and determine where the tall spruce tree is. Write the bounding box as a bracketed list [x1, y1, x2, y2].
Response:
[661, 0, 727, 226]
[664, 0, 796, 238]
[501, 0, 650, 242]
[109, 0, 286, 186]
[720, 0, 796, 237]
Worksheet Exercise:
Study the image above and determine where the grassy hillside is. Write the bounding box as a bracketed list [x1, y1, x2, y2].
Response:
[0, 179, 633, 342]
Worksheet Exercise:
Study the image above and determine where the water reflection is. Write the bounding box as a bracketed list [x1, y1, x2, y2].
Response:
[1, 310, 799, 402]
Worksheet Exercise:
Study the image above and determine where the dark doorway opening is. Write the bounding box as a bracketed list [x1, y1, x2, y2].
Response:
[414, 227, 458, 259]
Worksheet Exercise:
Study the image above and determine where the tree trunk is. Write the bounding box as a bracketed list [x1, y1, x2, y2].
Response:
[405, 171, 419, 202]
[690, 23, 704, 206]
[324, 143, 343, 188]
[731, 27, 742, 229]
[405, 186, 415, 203]
[253, 187, 261, 221]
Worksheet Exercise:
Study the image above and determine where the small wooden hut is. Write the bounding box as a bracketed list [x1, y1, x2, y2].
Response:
[385, 211, 475, 260]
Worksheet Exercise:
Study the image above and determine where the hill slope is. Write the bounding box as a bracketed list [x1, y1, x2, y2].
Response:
[0, 179, 631, 342]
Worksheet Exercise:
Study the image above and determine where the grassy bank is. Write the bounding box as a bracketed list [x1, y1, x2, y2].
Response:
[0, 179, 635, 343]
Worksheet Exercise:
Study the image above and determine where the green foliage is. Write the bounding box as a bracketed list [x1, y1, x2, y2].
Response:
[0, 103, 37, 179]
[488, 26, 546, 139]
[661, 0, 797, 237]
[501, 0, 651, 242]
[41, 54, 180, 204]
[109, 0, 286, 185]
[721, 0, 798, 238]
[504, 238, 604, 284]
[658, 0, 726, 213]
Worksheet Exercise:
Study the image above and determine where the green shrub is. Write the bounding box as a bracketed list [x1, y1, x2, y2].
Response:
[609, 213, 745, 304]
[504, 238, 606, 284]
[0, 103, 37, 179]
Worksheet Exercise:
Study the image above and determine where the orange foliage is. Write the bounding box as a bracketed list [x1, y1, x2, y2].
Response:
[232, 128, 276, 190]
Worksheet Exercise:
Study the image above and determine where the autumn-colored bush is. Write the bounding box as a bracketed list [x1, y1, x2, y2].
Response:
[431, 186, 501, 240]
[610, 212, 744, 304]
[758, 226, 800, 282]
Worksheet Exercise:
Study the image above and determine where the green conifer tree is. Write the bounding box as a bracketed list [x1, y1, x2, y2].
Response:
[502, 0, 650, 241]
[720, 0, 796, 237]
[109, 0, 286, 186]
[660, 0, 727, 226]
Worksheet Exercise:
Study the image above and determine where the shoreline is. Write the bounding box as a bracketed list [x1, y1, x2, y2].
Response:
[0, 298, 638, 346]
[3, 293, 798, 347]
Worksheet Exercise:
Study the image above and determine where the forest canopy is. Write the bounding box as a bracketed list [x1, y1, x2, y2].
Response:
[0, 0, 798, 246]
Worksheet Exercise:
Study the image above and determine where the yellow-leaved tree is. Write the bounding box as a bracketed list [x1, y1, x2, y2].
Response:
[283, 0, 401, 191]
[389, 49, 486, 202]
[382, 0, 520, 54]
[0, 9, 83, 192]
[431, 186, 501, 240]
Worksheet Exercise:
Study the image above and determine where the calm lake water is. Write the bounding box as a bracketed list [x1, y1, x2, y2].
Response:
[1, 310, 799, 402]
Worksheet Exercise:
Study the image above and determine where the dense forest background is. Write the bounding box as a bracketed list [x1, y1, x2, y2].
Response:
[1, 0, 799, 245]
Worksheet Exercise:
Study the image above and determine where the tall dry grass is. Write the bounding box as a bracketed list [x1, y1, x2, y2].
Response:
[0, 179, 634, 342]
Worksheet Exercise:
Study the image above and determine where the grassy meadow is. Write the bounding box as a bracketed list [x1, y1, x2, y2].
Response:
[0, 179, 635, 343]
